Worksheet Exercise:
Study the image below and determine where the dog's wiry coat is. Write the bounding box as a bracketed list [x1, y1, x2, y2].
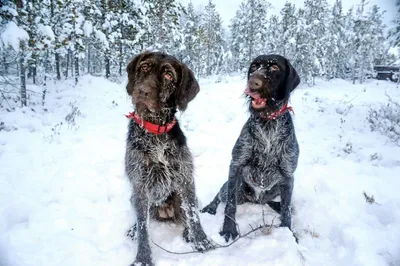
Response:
[125, 51, 215, 266]
[201, 54, 300, 242]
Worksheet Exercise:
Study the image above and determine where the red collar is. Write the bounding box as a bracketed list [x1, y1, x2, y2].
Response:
[125, 112, 177, 135]
[263, 102, 295, 120]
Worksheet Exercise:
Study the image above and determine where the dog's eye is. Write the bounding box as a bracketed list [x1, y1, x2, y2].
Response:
[141, 63, 150, 72]
[250, 64, 257, 71]
[164, 72, 173, 81]
[269, 65, 279, 72]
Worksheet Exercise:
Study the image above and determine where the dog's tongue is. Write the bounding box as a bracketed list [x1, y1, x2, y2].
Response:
[245, 87, 266, 109]
[245, 87, 260, 99]
[252, 98, 266, 109]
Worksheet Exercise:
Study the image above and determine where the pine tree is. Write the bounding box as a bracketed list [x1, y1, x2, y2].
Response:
[201, 0, 224, 76]
[278, 2, 297, 59]
[344, 7, 357, 81]
[290, 8, 314, 84]
[67, 0, 85, 84]
[14, 0, 30, 106]
[49, 0, 65, 80]
[325, 0, 347, 79]
[141, 0, 184, 54]
[352, 0, 375, 83]
[388, 0, 400, 48]
[181, 2, 202, 76]
[82, 0, 101, 75]
[229, 0, 271, 73]
[229, 3, 247, 72]
[368, 5, 387, 65]
[265, 14, 279, 54]
[303, 0, 330, 84]
[115, 0, 142, 76]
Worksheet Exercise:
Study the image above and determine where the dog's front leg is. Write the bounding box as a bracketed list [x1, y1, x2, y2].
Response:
[181, 185, 216, 252]
[219, 164, 240, 242]
[279, 178, 293, 230]
[130, 189, 153, 266]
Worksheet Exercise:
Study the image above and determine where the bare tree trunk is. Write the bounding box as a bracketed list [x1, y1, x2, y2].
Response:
[32, 53, 37, 84]
[65, 50, 70, 78]
[42, 51, 48, 106]
[119, 40, 123, 76]
[69, 49, 73, 79]
[87, 42, 91, 74]
[55, 52, 61, 80]
[74, 51, 79, 84]
[105, 53, 110, 78]
[50, 0, 61, 80]
[20, 41, 27, 107]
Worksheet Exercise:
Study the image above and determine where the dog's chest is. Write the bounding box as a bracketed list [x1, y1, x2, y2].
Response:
[135, 134, 190, 202]
[251, 122, 285, 163]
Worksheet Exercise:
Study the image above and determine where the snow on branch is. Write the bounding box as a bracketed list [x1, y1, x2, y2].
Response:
[0, 21, 29, 51]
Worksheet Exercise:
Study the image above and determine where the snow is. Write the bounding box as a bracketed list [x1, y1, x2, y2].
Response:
[1, 75, 400, 266]
[1, 6, 18, 17]
[0, 21, 29, 51]
[38, 25, 55, 41]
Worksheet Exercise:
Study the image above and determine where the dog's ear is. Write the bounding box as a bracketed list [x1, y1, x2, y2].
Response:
[284, 59, 300, 94]
[126, 51, 150, 95]
[175, 64, 200, 111]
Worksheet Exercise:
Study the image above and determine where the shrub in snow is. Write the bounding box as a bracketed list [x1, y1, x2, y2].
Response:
[343, 142, 353, 154]
[65, 102, 81, 130]
[367, 95, 400, 146]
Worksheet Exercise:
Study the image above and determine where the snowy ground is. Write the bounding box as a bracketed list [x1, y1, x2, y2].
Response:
[1, 74, 400, 266]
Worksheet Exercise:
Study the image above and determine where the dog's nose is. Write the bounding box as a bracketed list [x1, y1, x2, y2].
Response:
[249, 77, 263, 90]
[138, 88, 149, 97]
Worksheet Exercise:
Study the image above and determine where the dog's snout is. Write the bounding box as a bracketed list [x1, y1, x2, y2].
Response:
[249, 77, 263, 90]
[138, 87, 150, 97]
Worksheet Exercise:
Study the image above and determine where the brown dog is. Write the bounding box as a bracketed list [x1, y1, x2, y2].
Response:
[124, 51, 215, 266]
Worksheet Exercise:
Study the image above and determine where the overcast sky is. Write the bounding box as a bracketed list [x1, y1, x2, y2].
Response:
[180, 0, 396, 29]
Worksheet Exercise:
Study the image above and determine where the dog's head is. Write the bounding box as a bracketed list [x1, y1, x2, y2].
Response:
[126, 51, 199, 120]
[245, 54, 300, 116]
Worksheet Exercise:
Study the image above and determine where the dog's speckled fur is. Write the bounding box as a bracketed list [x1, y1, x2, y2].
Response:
[201, 54, 300, 242]
[125, 51, 215, 266]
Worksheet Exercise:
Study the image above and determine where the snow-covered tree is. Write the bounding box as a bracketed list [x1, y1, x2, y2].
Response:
[368, 5, 387, 65]
[325, 0, 347, 79]
[290, 8, 314, 84]
[200, 0, 224, 76]
[303, 0, 330, 83]
[350, 0, 376, 83]
[265, 14, 279, 54]
[181, 2, 203, 76]
[229, 0, 271, 73]
[278, 2, 297, 59]
[141, 0, 184, 54]
[388, 0, 400, 48]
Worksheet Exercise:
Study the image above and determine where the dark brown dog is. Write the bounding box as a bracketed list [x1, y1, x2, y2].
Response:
[201, 54, 300, 243]
[125, 51, 215, 266]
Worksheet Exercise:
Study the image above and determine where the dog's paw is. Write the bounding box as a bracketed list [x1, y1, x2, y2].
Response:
[279, 221, 298, 243]
[292, 232, 299, 243]
[127, 224, 137, 241]
[279, 220, 291, 230]
[219, 219, 239, 242]
[130, 260, 153, 266]
[200, 204, 217, 215]
[182, 227, 191, 243]
[185, 228, 217, 252]
[192, 236, 217, 252]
